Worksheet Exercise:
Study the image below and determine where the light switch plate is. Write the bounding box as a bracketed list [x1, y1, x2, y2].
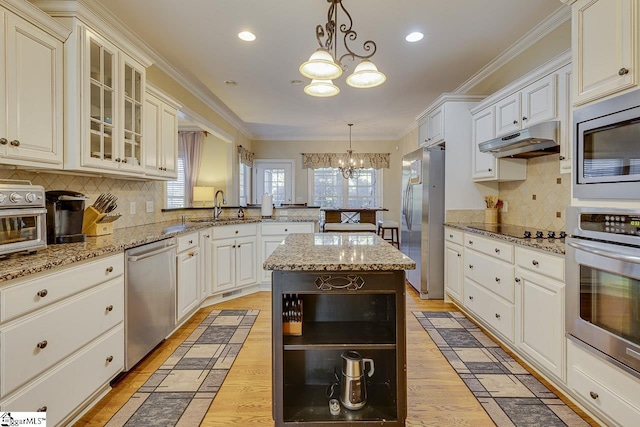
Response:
[129, 202, 136, 215]
[146, 201, 154, 213]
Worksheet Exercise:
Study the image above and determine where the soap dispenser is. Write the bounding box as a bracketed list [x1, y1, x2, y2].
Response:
[238, 207, 244, 218]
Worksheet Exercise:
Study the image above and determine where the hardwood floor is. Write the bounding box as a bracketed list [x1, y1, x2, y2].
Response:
[76, 286, 596, 426]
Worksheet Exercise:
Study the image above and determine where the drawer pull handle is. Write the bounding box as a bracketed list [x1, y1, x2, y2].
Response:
[285, 229, 288, 232]
[468, 264, 473, 269]
[106, 266, 114, 273]
[204, 234, 210, 238]
[515, 277, 521, 283]
[36, 340, 48, 349]
[0, 138, 7, 145]
[532, 260, 539, 266]
[106, 305, 114, 312]
[235, 230, 239, 234]
[237, 244, 241, 248]
[188, 240, 193, 244]
[10, 139, 20, 147]
[619, 67, 629, 76]
[37, 406, 47, 412]
[512, 120, 518, 125]
[232, 245, 236, 248]
[189, 251, 196, 257]
[37, 289, 48, 298]
[522, 116, 528, 121]
[457, 253, 461, 258]
[590, 391, 599, 400]
[468, 240, 473, 245]
[494, 248, 500, 254]
[468, 296, 474, 301]
[495, 277, 501, 283]
[106, 355, 114, 363]
[495, 313, 501, 319]
[449, 234, 453, 238]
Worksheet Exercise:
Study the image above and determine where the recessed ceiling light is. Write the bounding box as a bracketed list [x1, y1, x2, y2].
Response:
[290, 80, 303, 86]
[238, 31, 256, 42]
[405, 32, 424, 43]
[224, 80, 238, 86]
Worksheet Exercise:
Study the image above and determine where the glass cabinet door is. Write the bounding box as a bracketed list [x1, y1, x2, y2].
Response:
[88, 36, 116, 164]
[122, 58, 144, 169]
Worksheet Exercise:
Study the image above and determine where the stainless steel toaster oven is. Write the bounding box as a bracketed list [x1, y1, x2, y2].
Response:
[0, 180, 47, 257]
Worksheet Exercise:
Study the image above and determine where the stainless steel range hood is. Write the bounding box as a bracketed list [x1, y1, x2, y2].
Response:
[478, 120, 560, 159]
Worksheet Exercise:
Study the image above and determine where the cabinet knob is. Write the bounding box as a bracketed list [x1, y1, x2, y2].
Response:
[106, 305, 113, 312]
[115, 158, 121, 162]
[204, 234, 210, 238]
[0, 138, 7, 145]
[285, 229, 288, 232]
[457, 253, 461, 257]
[235, 230, 239, 234]
[468, 240, 473, 245]
[106, 266, 114, 273]
[36, 340, 48, 349]
[513, 120, 518, 125]
[37, 289, 48, 298]
[522, 116, 528, 121]
[532, 260, 539, 266]
[494, 248, 500, 254]
[590, 391, 599, 400]
[188, 251, 196, 257]
[468, 264, 473, 269]
[495, 313, 501, 319]
[232, 245, 236, 248]
[9, 139, 20, 147]
[619, 67, 629, 76]
[106, 355, 114, 363]
[37, 406, 47, 412]
[449, 234, 453, 238]
[188, 240, 193, 244]
[488, 168, 492, 172]
[468, 296, 474, 301]
[515, 277, 521, 283]
[559, 156, 565, 160]
[122, 158, 128, 163]
[237, 244, 241, 248]
[495, 277, 501, 283]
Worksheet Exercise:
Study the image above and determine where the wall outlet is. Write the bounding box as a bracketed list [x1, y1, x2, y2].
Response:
[129, 201, 136, 215]
[146, 201, 154, 213]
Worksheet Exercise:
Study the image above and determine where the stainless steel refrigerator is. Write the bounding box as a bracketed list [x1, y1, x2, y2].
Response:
[401, 146, 445, 299]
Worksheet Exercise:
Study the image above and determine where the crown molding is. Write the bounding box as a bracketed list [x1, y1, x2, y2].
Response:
[416, 94, 486, 122]
[2, 0, 70, 40]
[454, 5, 571, 94]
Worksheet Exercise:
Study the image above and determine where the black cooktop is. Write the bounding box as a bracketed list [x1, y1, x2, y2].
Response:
[467, 224, 565, 239]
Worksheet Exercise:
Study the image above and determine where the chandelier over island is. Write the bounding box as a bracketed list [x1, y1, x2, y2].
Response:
[339, 124, 364, 179]
[300, 0, 386, 97]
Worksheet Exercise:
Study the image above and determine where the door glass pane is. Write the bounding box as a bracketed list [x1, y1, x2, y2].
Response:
[264, 168, 286, 205]
[0, 215, 39, 244]
[134, 104, 141, 134]
[104, 89, 113, 125]
[134, 70, 142, 101]
[104, 126, 113, 160]
[90, 83, 101, 120]
[125, 99, 133, 131]
[124, 64, 133, 98]
[90, 133, 101, 158]
[580, 265, 640, 345]
[104, 50, 113, 88]
[90, 40, 100, 81]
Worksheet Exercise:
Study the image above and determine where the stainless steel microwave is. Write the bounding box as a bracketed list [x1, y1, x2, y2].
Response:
[574, 88, 640, 199]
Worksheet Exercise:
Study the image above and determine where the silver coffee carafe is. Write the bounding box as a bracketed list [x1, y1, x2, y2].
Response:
[340, 351, 375, 410]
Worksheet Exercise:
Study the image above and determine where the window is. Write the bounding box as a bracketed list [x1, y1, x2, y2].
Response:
[253, 160, 294, 205]
[310, 168, 381, 208]
[166, 146, 186, 208]
[239, 161, 251, 206]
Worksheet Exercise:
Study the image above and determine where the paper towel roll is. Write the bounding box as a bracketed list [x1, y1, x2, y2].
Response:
[261, 194, 273, 217]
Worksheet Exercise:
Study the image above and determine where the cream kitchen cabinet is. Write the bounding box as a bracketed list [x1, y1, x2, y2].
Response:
[515, 247, 565, 381]
[444, 227, 464, 304]
[199, 228, 212, 303]
[0, 3, 68, 169]
[176, 232, 200, 324]
[34, 0, 154, 177]
[209, 223, 258, 294]
[571, 0, 638, 106]
[558, 64, 573, 173]
[418, 105, 444, 147]
[144, 84, 179, 179]
[260, 222, 315, 284]
[471, 106, 526, 182]
[0, 253, 124, 426]
[417, 94, 484, 148]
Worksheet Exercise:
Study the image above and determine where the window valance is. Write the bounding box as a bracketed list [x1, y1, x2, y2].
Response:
[302, 152, 390, 169]
[238, 145, 254, 166]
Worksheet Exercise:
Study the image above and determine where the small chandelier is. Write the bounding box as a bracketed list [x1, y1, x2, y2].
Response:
[339, 124, 364, 179]
[300, 0, 386, 97]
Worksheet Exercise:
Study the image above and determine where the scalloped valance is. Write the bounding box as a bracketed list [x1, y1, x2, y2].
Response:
[238, 145, 254, 166]
[302, 152, 390, 169]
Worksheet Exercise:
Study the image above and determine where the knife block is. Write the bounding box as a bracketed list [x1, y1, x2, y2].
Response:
[282, 294, 303, 336]
[82, 206, 113, 236]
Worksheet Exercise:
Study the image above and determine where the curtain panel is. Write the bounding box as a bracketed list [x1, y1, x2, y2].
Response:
[238, 145, 254, 166]
[178, 131, 205, 206]
[302, 152, 390, 169]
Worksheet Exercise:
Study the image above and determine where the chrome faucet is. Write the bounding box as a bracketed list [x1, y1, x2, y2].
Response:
[213, 190, 226, 219]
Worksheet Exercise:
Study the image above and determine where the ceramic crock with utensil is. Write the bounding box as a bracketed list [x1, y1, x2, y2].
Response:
[340, 350, 375, 410]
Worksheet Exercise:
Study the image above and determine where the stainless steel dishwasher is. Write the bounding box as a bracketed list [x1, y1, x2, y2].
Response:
[124, 237, 177, 371]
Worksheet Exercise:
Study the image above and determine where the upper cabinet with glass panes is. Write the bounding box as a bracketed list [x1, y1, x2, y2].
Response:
[31, 1, 153, 177]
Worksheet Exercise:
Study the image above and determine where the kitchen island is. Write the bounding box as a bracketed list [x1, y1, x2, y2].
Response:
[264, 233, 415, 427]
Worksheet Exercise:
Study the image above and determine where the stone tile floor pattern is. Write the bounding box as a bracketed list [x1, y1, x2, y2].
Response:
[106, 309, 259, 427]
[413, 311, 589, 427]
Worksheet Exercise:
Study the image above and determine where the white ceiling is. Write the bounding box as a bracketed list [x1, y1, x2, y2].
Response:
[96, 0, 565, 141]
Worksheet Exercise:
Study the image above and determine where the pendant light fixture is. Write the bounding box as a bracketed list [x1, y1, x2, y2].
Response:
[300, 0, 386, 97]
[339, 124, 364, 179]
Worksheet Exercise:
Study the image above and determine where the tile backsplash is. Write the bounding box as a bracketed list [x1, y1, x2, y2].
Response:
[498, 154, 570, 231]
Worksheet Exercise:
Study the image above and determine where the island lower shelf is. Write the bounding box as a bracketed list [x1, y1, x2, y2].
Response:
[272, 270, 407, 427]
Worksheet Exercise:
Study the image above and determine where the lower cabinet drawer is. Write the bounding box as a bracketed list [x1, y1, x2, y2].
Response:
[516, 247, 564, 282]
[464, 249, 514, 303]
[0, 325, 124, 426]
[464, 278, 514, 342]
[262, 222, 314, 235]
[567, 339, 640, 426]
[0, 278, 124, 397]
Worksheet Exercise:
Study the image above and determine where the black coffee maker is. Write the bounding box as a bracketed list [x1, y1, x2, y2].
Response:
[45, 190, 87, 244]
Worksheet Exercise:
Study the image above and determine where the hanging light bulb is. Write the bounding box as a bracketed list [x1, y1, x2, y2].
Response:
[304, 79, 340, 97]
[346, 60, 386, 88]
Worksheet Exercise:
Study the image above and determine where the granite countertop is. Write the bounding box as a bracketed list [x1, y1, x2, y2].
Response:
[445, 223, 566, 255]
[0, 217, 315, 283]
[264, 233, 416, 272]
